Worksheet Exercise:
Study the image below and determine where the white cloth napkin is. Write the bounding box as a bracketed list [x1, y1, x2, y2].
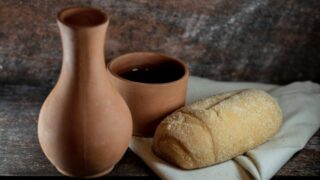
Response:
[129, 76, 320, 180]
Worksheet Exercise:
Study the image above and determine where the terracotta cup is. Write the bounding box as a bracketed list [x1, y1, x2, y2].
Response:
[107, 52, 189, 137]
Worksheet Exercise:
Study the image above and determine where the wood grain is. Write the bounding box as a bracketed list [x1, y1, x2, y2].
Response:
[0, 85, 156, 177]
[0, 0, 320, 86]
[0, 85, 318, 177]
[0, 0, 319, 177]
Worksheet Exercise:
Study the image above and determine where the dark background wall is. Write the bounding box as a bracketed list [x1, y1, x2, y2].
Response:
[0, 0, 319, 86]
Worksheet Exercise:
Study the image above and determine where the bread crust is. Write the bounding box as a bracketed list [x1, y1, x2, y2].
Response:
[152, 89, 282, 169]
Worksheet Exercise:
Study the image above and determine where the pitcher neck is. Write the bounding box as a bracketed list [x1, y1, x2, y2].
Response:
[57, 7, 109, 68]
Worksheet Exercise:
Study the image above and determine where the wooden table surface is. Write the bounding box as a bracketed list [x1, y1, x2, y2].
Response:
[0, 84, 319, 177]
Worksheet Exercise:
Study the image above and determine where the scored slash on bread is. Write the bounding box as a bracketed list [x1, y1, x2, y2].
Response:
[152, 89, 282, 169]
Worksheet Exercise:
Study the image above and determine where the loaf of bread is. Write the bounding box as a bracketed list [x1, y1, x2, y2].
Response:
[152, 89, 282, 169]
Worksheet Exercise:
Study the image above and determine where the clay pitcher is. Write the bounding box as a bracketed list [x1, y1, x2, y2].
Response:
[37, 7, 132, 178]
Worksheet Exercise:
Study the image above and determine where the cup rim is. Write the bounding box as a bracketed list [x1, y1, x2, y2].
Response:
[57, 7, 109, 28]
[107, 52, 189, 86]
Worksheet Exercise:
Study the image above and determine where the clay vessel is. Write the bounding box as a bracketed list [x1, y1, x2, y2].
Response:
[107, 52, 189, 137]
[38, 7, 132, 178]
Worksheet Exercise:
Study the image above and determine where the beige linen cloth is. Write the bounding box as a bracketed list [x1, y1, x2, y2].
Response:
[129, 76, 320, 180]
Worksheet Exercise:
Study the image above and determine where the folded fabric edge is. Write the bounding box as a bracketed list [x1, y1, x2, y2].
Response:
[128, 78, 320, 179]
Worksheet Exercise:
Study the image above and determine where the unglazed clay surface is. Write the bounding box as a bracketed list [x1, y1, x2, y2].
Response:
[107, 52, 189, 137]
[38, 7, 132, 177]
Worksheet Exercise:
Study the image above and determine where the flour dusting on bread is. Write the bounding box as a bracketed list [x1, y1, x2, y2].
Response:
[152, 89, 282, 169]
